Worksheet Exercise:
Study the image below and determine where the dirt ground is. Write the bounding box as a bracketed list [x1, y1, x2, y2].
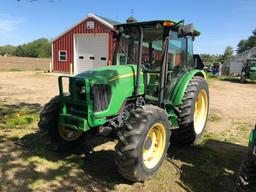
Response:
[0, 57, 51, 72]
[0, 71, 256, 192]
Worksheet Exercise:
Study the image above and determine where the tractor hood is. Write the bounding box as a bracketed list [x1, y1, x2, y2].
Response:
[75, 65, 138, 84]
[74, 64, 144, 119]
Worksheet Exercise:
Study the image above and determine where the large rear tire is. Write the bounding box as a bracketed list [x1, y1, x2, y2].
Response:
[115, 105, 171, 181]
[173, 76, 209, 145]
[38, 96, 84, 148]
[236, 160, 256, 192]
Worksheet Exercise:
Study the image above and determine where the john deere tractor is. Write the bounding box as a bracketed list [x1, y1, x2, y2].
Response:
[39, 20, 209, 181]
[237, 124, 256, 191]
[240, 58, 256, 83]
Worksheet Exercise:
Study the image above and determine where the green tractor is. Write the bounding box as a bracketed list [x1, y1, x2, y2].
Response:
[237, 124, 256, 191]
[240, 58, 256, 83]
[39, 20, 209, 181]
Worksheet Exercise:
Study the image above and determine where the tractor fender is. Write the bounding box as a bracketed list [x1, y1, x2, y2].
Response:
[171, 69, 206, 106]
[248, 128, 256, 159]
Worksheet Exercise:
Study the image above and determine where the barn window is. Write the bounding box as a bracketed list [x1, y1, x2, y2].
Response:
[86, 21, 94, 30]
[117, 53, 127, 65]
[59, 50, 67, 61]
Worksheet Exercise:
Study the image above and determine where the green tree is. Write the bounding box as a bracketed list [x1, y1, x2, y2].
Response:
[219, 46, 233, 63]
[236, 29, 256, 53]
[13, 38, 51, 58]
[246, 29, 256, 49]
[200, 54, 221, 66]
[237, 40, 248, 53]
[13, 45, 25, 56]
[0, 45, 16, 56]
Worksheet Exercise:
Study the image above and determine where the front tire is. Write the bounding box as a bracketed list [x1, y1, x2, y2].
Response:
[115, 105, 171, 181]
[38, 96, 84, 147]
[173, 76, 209, 144]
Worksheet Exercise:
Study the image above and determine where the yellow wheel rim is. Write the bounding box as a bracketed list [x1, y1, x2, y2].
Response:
[194, 89, 208, 134]
[143, 123, 166, 169]
[58, 126, 83, 142]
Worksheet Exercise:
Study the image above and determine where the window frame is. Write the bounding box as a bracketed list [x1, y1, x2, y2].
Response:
[117, 53, 127, 65]
[86, 21, 95, 30]
[168, 31, 187, 70]
[58, 50, 67, 62]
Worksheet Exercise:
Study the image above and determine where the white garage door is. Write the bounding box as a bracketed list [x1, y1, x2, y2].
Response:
[74, 34, 108, 74]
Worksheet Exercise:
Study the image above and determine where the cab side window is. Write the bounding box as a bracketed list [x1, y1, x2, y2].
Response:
[168, 31, 186, 71]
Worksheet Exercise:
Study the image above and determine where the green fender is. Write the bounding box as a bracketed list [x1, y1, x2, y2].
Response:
[171, 69, 206, 106]
[249, 128, 256, 148]
[248, 128, 256, 159]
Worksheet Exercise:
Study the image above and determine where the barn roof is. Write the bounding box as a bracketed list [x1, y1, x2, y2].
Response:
[51, 13, 120, 43]
[96, 15, 120, 26]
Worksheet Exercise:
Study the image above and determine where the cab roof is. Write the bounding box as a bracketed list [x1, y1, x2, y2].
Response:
[114, 20, 200, 36]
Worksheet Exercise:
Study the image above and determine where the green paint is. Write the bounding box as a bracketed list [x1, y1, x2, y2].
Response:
[248, 128, 256, 159]
[170, 69, 205, 106]
[166, 107, 179, 127]
[59, 114, 90, 132]
[243, 58, 256, 81]
[58, 67, 204, 132]
[77, 65, 144, 119]
[57, 20, 206, 133]
[249, 66, 256, 80]
[249, 129, 256, 148]
[58, 65, 144, 132]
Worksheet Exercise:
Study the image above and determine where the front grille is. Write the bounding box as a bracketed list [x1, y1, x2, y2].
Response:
[91, 84, 112, 112]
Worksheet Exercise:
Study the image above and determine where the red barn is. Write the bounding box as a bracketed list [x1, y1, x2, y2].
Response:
[51, 13, 120, 74]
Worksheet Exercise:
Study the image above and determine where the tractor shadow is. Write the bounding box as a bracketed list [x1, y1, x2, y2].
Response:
[168, 139, 248, 192]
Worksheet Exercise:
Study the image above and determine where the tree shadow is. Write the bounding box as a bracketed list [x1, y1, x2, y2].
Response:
[0, 102, 131, 191]
[168, 139, 248, 192]
[0, 102, 41, 117]
[0, 102, 250, 191]
[219, 77, 256, 84]
[3, 134, 132, 191]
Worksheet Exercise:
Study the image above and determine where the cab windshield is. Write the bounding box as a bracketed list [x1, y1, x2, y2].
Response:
[113, 24, 189, 72]
[114, 25, 164, 67]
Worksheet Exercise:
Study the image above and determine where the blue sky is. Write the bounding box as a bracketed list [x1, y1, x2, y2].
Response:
[0, 0, 255, 54]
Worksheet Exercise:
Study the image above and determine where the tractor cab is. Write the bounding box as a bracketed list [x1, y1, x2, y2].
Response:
[113, 20, 201, 105]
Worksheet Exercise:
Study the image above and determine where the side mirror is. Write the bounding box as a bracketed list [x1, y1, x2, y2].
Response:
[178, 24, 194, 38]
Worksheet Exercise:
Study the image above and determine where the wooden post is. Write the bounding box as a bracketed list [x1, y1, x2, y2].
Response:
[49, 62, 52, 73]
[70, 63, 73, 75]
